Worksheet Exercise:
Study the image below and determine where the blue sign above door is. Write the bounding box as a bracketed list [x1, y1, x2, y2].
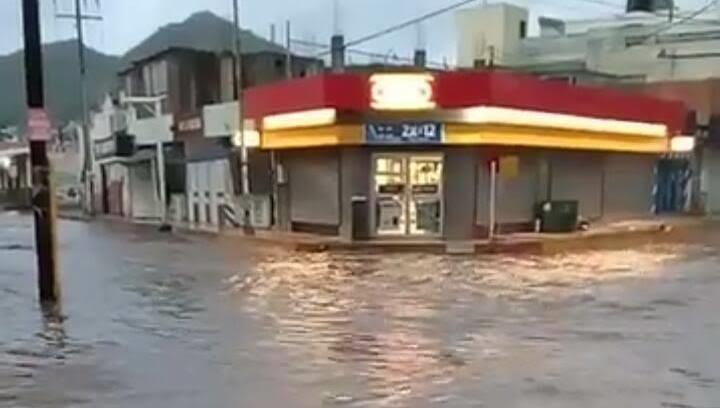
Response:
[365, 122, 443, 144]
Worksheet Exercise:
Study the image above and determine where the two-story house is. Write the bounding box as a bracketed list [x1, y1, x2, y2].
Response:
[93, 11, 322, 227]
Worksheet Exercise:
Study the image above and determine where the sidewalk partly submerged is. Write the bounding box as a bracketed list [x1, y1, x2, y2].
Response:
[58, 210, 712, 255]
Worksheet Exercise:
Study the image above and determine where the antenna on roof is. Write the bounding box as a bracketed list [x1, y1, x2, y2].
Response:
[333, 0, 341, 35]
[414, 22, 427, 68]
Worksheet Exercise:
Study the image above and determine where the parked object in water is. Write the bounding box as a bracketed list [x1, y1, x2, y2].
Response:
[534, 200, 579, 233]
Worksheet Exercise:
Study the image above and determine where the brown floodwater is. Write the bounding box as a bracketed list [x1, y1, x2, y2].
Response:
[1, 212, 719, 407]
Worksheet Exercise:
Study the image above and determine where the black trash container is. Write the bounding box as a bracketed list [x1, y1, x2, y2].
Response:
[534, 200, 579, 233]
[351, 196, 370, 241]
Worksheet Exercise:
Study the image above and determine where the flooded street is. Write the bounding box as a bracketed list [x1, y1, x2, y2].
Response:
[1, 212, 720, 407]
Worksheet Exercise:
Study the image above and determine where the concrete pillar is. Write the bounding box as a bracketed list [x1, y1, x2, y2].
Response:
[414, 49, 427, 68]
[339, 147, 370, 241]
[331, 35, 345, 73]
[443, 147, 478, 240]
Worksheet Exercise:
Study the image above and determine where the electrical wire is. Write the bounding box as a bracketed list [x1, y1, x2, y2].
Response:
[314, 0, 627, 58]
[316, 0, 480, 56]
[637, 0, 719, 43]
[566, 0, 623, 9]
[292, 38, 451, 68]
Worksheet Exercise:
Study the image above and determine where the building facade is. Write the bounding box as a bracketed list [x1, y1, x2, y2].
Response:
[455, 2, 720, 215]
[243, 71, 689, 241]
[91, 11, 323, 228]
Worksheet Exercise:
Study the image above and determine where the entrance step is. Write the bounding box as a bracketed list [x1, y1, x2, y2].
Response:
[445, 241, 475, 255]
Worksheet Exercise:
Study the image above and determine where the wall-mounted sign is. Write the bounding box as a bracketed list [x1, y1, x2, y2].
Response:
[498, 155, 520, 179]
[26, 108, 52, 141]
[369, 73, 436, 111]
[365, 122, 443, 144]
[177, 116, 203, 133]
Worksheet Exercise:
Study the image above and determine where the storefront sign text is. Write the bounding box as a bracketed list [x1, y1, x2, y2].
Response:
[365, 122, 443, 144]
[370, 73, 435, 111]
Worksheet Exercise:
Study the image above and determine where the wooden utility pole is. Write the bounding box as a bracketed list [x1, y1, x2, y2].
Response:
[23, 0, 61, 304]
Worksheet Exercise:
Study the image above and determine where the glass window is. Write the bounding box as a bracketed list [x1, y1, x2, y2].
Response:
[153, 60, 168, 95]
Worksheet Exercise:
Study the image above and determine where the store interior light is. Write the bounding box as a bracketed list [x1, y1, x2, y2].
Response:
[0, 156, 11, 170]
[370, 73, 436, 111]
[670, 136, 695, 152]
[459, 106, 668, 138]
[262, 108, 337, 131]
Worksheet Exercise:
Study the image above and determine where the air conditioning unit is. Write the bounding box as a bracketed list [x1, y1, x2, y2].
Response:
[626, 0, 671, 13]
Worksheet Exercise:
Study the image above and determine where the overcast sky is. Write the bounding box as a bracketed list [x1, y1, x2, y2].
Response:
[0, 0, 713, 62]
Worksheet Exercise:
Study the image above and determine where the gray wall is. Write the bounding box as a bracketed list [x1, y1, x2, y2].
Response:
[476, 150, 542, 227]
[274, 146, 658, 236]
[285, 149, 341, 226]
[704, 147, 720, 215]
[551, 151, 603, 220]
[339, 148, 370, 240]
[603, 153, 655, 218]
[474, 149, 655, 229]
[444, 147, 478, 240]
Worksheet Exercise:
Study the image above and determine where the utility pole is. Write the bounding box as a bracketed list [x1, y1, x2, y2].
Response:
[233, 0, 254, 235]
[23, 0, 61, 305]
[285, 20, 292, 79]
[75, 0, 93, 216]
[57, 0, 100, 216]
[668, 0, 675, 22]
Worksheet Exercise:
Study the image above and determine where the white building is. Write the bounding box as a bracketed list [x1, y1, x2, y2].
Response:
[456, 1, 717, 214]
[456, 2, 720, 83]
[86, 94, 175, 220]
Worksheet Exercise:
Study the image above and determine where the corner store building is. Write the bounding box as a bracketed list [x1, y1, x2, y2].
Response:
[244, 71, 689, 241]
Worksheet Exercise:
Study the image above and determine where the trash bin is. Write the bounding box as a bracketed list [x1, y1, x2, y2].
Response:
[351, 195, 369, 241]
[534, 200, 579, 233]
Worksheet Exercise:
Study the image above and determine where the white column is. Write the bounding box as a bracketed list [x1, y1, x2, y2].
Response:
[489, 159, 498, 240]
[209, 161, 219, 228]
[156, 142, 167, 223]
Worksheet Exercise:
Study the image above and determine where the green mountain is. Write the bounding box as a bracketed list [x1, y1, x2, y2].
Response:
[121, 11, 286, 71]
[0, 11, 284, 129]
[0, 40, 120, 128]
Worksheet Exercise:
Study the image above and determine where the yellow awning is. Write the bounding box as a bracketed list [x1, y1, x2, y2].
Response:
[261, 123, 668, 154]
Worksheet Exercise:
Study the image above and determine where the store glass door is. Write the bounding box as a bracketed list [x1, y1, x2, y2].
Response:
[373, 154, 443, 237]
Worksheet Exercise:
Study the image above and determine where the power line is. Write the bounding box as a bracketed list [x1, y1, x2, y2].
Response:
[565, 0, 623, 9]
[292, 38, 451, 68]
[639, 0, 718, 43]
[317, 0, 481, 56]
[315, 0, 627, 58]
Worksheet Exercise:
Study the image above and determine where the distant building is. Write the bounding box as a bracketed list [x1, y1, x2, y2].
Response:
[456, 1, 720, 84]
[455, 1, 720, 215]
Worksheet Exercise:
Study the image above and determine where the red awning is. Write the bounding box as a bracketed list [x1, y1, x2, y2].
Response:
[244, 71, 689, 135]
